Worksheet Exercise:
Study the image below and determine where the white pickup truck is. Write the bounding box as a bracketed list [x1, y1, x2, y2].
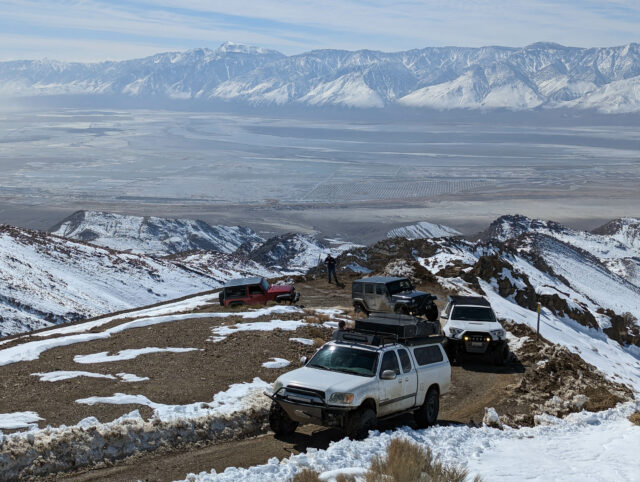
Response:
[266, 332, 451, 439]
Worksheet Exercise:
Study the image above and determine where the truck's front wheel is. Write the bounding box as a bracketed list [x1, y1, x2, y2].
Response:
[345, 408, 377, 440]
[269, 401, 298, 436]
[414, 387, 439, 428]
[492, 343, 509, 366]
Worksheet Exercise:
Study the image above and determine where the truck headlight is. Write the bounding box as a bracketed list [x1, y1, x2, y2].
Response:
[490, 329, 505, 339]
[449, 327, 464, 338]
[328, 392, 354, 404]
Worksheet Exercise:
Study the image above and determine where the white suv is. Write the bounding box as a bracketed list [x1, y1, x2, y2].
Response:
[266, 332, 451, 440]
[441, 295, 508, 365]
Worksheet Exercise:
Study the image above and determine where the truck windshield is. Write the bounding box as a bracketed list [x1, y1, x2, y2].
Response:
[387, 279, 413, 295]
[307, 345, 378, 377]
[451, 306, 496, 322]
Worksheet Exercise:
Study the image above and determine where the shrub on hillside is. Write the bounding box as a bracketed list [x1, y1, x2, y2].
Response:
[629, 411, 640, 426]
[365, 438, 480, 482]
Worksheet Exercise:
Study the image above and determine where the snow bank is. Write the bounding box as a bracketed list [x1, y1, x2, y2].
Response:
[0, 379, 271, 480]
[184, 403, 640, 482]
[74, 347, 199, 364]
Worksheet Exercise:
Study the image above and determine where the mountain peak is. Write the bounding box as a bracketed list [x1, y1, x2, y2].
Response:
[524, 42, 569, 50]
[216, 41, 283, 56]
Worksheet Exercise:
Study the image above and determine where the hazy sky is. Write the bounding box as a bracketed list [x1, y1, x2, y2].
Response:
[1, 0, 639, 61]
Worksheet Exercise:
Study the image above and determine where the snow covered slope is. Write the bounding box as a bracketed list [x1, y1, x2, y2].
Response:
[51, 211, 263, 256]
[2, 42, 640, 112]
[0, 225, 220, 337]
[387, 221, 460, 240]
[242, 233, 359, 274]
[481, 214, 640, 288]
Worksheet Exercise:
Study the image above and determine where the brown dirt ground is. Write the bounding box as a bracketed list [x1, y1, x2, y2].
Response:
[1, 278, 632, 481]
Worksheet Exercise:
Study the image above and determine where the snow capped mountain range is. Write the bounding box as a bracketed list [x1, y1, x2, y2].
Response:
[51, 210, 264, 256]
[2, 42, 640, 112]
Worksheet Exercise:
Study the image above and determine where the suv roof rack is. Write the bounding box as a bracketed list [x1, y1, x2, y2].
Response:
[334, 329, 444, 347]
[447, 295, 490, 307]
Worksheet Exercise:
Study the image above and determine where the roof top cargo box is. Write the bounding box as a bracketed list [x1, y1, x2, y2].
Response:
[354, 313, 440, 339]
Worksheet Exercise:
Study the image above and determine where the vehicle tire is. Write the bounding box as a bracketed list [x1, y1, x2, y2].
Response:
[269, 401, 298, 436]
[425, 303, 439, 322]
[493, 343, 509, 366]
[414, 386, 439, 428]
[394, 305, 409, 315]
[345, 408, 377, 440]
[444, 341, 459, 365]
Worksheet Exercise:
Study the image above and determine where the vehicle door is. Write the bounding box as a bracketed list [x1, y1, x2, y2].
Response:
[396, 347, 418, 410]
[412, 345, 451, 404]
[376, 284, 392, 311]
[225, 285, 248, 306]
[377, 350, 404, 417]
[247, 283, 266, 305]
[363, 283, 378, 312]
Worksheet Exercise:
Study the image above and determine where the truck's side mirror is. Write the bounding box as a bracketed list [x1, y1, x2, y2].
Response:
[300, 356, 308, 364]
[381, 369, 396, 380]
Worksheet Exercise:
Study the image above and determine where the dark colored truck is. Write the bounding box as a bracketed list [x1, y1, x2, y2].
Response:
[218, 277, 299, 307]
[352, 276, 438, 321]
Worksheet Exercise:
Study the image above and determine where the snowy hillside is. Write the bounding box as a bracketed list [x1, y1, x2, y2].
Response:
[0, 225, 222, 337]
[2, 42, 640, 112]
[481, 214, 640, 287]
[51, 211, 263, 256]
[387, 221, 460, 240]
[241, 233, 359, 274]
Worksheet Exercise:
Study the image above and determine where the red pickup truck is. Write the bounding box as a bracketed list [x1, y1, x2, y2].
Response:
[218, 277, 300, 307]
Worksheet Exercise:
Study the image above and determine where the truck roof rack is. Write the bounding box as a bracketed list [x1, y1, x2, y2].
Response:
[447, 295, 490, 307]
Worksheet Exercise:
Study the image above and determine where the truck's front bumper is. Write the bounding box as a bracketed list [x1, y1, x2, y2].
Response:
[265, 390, 352, 426]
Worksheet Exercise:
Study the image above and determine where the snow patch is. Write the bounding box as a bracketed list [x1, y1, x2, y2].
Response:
[74, 347, 200, 364]
[262, 358, 290, 369]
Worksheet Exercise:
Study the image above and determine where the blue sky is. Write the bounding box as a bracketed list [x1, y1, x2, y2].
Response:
[1, 0, 639, 61]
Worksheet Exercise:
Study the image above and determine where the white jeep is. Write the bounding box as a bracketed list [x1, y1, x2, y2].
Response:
[441, 295, 509, 365]
[266, 331, 451, 439]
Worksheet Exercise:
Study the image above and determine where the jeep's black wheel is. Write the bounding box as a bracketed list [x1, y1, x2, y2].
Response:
[346, 408, 377, 440]
[425, 303, 439, 322]
[394, 305, 409, 315]
[493, 343, 509, 366]
[414, 387, 439, 428]
[269, 401, 298, 436]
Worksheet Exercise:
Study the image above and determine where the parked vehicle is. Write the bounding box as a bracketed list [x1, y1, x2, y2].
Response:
[266, 315, 450, 439]
[218, 277, 299, 308]
[351, 276, 438, 320]
[441, 296, 509, 365]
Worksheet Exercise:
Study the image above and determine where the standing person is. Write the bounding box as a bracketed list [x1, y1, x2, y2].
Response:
[324, 253, 339, 284]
